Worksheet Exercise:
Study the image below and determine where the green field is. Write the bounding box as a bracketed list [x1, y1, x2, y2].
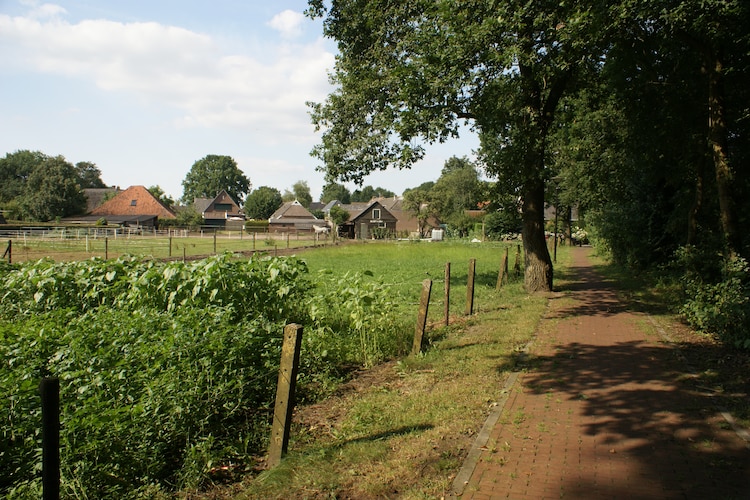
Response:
[0, 238, 534, 499]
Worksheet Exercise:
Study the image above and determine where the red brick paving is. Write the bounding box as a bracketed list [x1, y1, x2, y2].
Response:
[454, 247, 750, 499]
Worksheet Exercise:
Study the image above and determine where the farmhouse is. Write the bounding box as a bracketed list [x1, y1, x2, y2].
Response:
[83, 187, 121, 213]
[74, 185, 177, 228]
[192, 190, 244, 229]
[268, 200, 321, 232]
[338, 200, 397, 239]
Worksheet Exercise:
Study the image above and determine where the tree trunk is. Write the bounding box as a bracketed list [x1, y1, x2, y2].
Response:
[686, 154, 705, 247]
[707, 49, 740, 257]
[522, 178, 553, 292]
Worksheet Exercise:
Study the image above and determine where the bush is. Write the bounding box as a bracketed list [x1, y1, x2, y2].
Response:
[483, 210, 522, 240]
[0, 253, 411, 497]
[680, 252, 750, 349]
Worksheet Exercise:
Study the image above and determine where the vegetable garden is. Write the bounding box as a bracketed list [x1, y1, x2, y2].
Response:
[0, 241, 513, 498]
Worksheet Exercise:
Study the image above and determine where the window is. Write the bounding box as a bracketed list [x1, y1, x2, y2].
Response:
[130, 200, 137, 206]
[215, 203, 232, 211]
[372, 208, 381, 219]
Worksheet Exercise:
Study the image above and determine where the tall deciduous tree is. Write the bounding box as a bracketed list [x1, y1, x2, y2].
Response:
[181, 155, 251, 205]
[245, 186, 283, 219]
[282, 180, 313, 208]
[0, 150, 47, 204]
[351, 185, 395, 202]
[23, 156, 87, 221]
[147, 185, 175, 209]
[308, 0, 607, 291]
[321, 182, 351, 204]
[658, 0, 750, 258]
[74, 161, 107, 188]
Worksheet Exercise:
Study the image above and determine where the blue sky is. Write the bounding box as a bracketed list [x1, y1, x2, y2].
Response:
[0, 0, 478, 201]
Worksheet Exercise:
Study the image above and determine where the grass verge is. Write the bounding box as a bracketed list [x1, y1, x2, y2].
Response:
[195, 242, 558, 499]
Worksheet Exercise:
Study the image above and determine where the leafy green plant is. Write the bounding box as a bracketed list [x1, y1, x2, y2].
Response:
[0, 250, 420, 497]
[680, 253, 750, 349]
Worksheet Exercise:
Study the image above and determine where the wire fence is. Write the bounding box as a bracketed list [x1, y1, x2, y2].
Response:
[0, 228, 335, 263]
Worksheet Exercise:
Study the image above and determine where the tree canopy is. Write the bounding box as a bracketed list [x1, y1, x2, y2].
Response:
[321, 182, 351, 204]
[245, 186, 283, 219]
[282, 180, 313, 208]
[0, 150, 95, 221]
[308, 0, 608, 291]
[75, 161, 107, 189]
[22, 156, 87, 221]
[350, 185, 396, 202]
[181, 155, 251, 205]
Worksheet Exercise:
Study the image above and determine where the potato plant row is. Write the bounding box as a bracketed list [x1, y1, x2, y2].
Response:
[0, 254, 411, 498]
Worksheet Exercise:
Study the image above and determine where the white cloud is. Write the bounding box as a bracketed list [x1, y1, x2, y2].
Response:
[0, 10, 335, 143]
[267, 9, 305, 39]
[20, 0, 67, 19]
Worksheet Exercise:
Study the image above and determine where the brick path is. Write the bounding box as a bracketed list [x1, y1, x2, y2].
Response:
[453, 246, 750, 499]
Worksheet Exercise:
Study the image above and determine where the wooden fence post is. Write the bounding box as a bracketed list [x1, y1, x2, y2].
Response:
[514, 244, 522, 277]
[168, 236, 172, 258]
[465, 259, 476, 316]
[2, 240, 10, 264]
[40, 377, 60, 500]
[105, 237, 109, 260]
[213, 230, 217, 254]
[413, 279, 433, 355]
[444, 262, 451, 327]
[268, 324, 304, 468]
[496, 247, 509, 289]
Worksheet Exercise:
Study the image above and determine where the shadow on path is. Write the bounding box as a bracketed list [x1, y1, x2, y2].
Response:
[460, 247, 750, 499]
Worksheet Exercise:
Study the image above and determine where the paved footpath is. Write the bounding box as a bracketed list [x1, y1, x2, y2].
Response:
[453, 246, 750, 499]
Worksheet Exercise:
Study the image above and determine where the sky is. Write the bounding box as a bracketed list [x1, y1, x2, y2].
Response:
[0, 0, 479, 202]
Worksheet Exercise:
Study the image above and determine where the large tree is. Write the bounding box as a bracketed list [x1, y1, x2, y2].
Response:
[181, 155, 251, 205]
[22, 156, 87, 221]
[245, 186, 283, 219]
[0, 150, 47, 204]
[74, 161, 107, 188]
[351, 185, 395, 202]
[147, 185, 176, 209]
[320, 182, 351, 204]
[308, 0, 607, 291]
[282, 180, 313, 208]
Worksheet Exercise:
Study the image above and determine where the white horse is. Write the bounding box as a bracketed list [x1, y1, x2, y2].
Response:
[313, 224, 330, 238]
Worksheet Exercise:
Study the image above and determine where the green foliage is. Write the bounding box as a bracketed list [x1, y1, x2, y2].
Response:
[22, 156, 87, 221]
[147, 185, 175, 209]
[370, 227, 390, 240]
[0, 252, 413, 497]
[677, 249, 750, 349]
[484, 210, 522, 240]
[0, 150, 46, 204]
[328, 205, 350, 226]
[320, 182, 351, 204]
[181, 155, 250, 205]
[350, 185, 395, 202]
[286, 180, 313, 208]
[305, 270, 410, 370]
[175, 205, 204, 228]
[74, 161, 107, 189]
[244, 186, 283, 219]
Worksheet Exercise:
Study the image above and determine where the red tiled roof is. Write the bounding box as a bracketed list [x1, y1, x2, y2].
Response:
[90, 185, 176, 219]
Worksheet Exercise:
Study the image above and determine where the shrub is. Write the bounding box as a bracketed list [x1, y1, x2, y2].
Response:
[680, 253, 750, 349]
